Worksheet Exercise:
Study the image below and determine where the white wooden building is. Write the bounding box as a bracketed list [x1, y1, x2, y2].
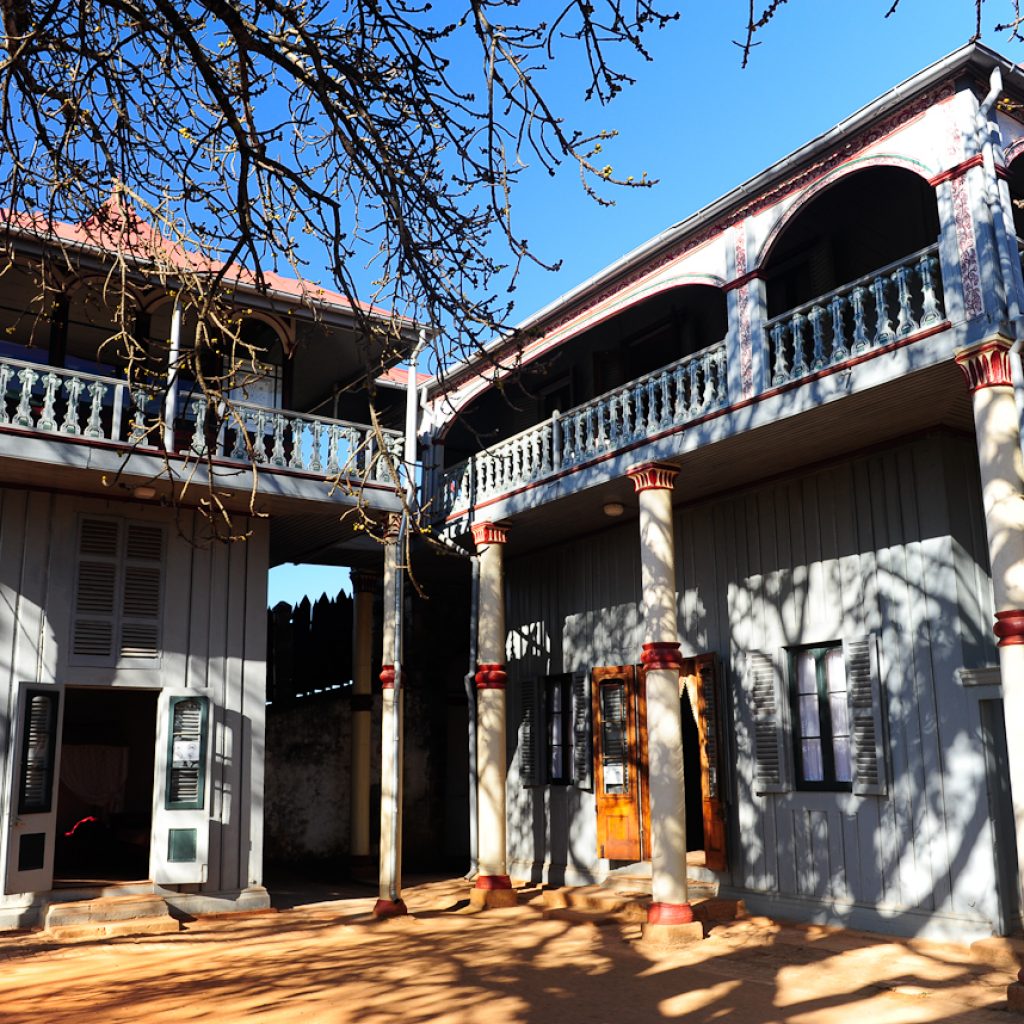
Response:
[423, 42, 1024, 942]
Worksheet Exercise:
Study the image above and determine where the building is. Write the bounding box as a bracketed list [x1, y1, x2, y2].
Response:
[421, 41, 1024, 944]
[0, 209, 414, 928]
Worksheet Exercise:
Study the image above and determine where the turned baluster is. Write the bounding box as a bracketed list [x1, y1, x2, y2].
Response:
[231, 413, 249, 459]
[851, 287, 871, 354]
[287, 419, 304, 469]
[190, 398, 208, 455]
[38, 372, 59, 432]
[829, 295, 849, 361]
[716, 347, 728, 403]
[918, 254, 943, 325]
[790, 313, 809, 379]
[672, 363, 686, 421]
[683, 358, 698, 417]
[309, 421, 323, 473]
[129, 387, 149, 443]
[809, 306, 827, 371]
[253, 411, 268, 462]
[893, 265, 917, 337]
[631, 381, 644, 438]
[60, 376, 84, 434]
[644, 376, 657, 433]
[85, 381, 108, 438]
[770, 322, 789, 385]
[871, 273, 894, 345]
[0, 364, 12, 426]
[269, 414, 287, 466]
[701, 353, 715, 409]
[326, 424, 340, 474]
[13, 367, 38, 427]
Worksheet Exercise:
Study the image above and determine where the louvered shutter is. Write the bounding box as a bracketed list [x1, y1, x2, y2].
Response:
[843, 634, 888, 796]
[17, 690, 59, 814]
[120, 523, 163, 659]
[166, 696, 209, 810]
[73, 518, 119, 658]
[570, 670, 592, 791]
[519, 677, 544, 787]
[747, 650, 790, 794]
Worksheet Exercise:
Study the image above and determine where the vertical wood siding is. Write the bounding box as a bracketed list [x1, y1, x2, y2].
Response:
[505, 435, 1000, 929]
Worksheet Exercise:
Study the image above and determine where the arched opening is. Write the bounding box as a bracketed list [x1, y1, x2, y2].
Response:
[1005, 153, 1024, 242]
[443, 284, 728, 467]
[761, 167, 943, 384]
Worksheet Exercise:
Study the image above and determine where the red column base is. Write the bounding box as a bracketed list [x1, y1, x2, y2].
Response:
[474, 874, 512, 891]
[372, 898, 408, 918]
[647, 901, 695, 925]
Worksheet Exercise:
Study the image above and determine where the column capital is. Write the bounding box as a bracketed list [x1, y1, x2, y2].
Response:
[641, 641, 684, 670]
[954, 336, 1014, 392]
[471, 521, 509, 548]
[350, 569, 380, 595]
[627, 461, 679, 493]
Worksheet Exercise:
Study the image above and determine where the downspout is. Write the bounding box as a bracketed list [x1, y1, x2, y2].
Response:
[163, 296, 183, 452]
[387, 327, 427, 904]
[465, 554, 480, 879]
[977, 69, 1024, 460]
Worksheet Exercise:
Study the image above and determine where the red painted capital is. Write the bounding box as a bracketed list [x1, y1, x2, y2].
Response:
[474, 874, 513, 891]
[647, 901, 695, 925]
[954, 339, 1014, 392]
[471, 521, 509, 547]
[380, 664, 396, 688]
[627, 461, 679, 493]
[995, 610, 1024, 647]
[475, 663, 508, 689]
[641, 642, 684, 671]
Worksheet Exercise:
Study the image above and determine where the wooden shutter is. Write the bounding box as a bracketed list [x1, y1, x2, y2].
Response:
[120, 523, 163, 659]
[747, 649, 790, 794]
[694, 654, 728, 871]
[570, 670, 592, 790]
[73, 518, 119, 658]
[519, 677, 544, 787]
[166, 696, 209, 810]
[844, 634, 888, 796]
[17, 690, 59, 814]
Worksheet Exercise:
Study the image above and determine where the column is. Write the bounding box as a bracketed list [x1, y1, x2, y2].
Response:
[627, 461, 702, 945]
[349, 570, 376, 876]
[374, 518, 406, 917]
[470, 521, 517, 909]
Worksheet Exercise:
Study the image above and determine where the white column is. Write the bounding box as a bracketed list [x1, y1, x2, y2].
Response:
[349, 570, 376, 870]
[956, 337, 1024, 918]
[626, 462, 695, 931]
[374, 518, 406, 916]
[470, 521, 516, 907]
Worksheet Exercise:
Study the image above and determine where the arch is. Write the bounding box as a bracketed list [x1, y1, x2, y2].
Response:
[1004, 148, 1024, 240]
[755, 155, 937, 272]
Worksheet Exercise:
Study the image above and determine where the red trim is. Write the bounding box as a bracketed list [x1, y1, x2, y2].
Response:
[475, 663, 508, 688]
[995, 610, 1024, 647]
[627, 461, 679, 493]
[723, 268, 763, 292]
[444, 320, 952, 526]
[954, 338, 1014, 391]
[641, 642, 684, 671]
[380, 664, 395, 688]
[474, 874, 513, 891]
[928, 153, 988, 187]
[470, 521, 509, 547]
[372, 898, 408, 918]
[648, 901, 695, 925]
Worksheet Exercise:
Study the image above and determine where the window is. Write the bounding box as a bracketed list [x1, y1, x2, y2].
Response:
[520, 672, 592, 789]
[546, 676, 571, 784]
[788, 643, 853, 791]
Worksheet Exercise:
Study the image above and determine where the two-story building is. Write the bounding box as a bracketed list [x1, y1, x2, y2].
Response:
[0, 210, 414, 929]
[424, 41, 1024, 943]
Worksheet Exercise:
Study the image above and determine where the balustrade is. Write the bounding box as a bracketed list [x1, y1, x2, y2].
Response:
[0, 355, 401, 487]
[765, 244, 944, 387]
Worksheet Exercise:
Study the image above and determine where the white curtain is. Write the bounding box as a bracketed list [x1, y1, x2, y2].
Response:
[60, 744, 129, 815]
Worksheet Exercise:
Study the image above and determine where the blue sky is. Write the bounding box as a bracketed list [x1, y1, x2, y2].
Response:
[269, 0, 1016, 606]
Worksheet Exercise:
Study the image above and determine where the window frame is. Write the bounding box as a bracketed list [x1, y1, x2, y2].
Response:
[545, 674, 572, 786]
[786, 642, 853, 793]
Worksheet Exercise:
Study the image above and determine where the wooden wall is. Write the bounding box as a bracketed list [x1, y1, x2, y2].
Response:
[505, 434, 1004, 938]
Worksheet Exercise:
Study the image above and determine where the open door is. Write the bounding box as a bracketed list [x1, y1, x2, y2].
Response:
[682, 653, 728, 872]
[592, 666, 650, 862]
[4, 682, 65, 895]
[150, 691, 212, 885]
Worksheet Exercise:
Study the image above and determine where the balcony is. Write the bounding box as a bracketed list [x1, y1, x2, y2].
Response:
[434, 244, 950, 524]
[0, 354, 403, 487]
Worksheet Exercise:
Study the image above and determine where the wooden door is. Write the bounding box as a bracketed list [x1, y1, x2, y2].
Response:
[683, 653, 728, 871]
[592, 666, 649, 862]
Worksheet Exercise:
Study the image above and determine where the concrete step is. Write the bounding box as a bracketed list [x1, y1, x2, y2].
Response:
[44, 893, 180, 942]
[540, 885, 744, 927]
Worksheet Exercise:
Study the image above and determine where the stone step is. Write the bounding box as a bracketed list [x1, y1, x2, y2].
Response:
[44, 893, 180, 942]
[540, 885, 743, 927]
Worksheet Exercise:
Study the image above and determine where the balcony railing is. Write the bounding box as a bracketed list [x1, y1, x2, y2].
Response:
[0, 355, 403, 485]
[764, 244, 944, 387]
[436, 339, 728, 519]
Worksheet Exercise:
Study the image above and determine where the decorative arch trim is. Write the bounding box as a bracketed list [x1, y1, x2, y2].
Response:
[754, 154, 938, 270]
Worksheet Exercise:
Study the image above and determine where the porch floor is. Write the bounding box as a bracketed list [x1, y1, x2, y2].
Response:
[0, 874, 1013, 1023]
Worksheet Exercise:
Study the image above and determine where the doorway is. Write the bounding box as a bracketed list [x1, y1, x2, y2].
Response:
[54, 688, 158, 884]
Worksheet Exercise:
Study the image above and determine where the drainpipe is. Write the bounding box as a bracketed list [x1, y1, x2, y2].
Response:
[386, 327, 427, 905]
[163, 296, 183, 452]
[465, 554, 480, 879]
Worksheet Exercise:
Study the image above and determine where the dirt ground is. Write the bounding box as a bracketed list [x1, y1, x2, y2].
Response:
[0, 877, 1015, 1024]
